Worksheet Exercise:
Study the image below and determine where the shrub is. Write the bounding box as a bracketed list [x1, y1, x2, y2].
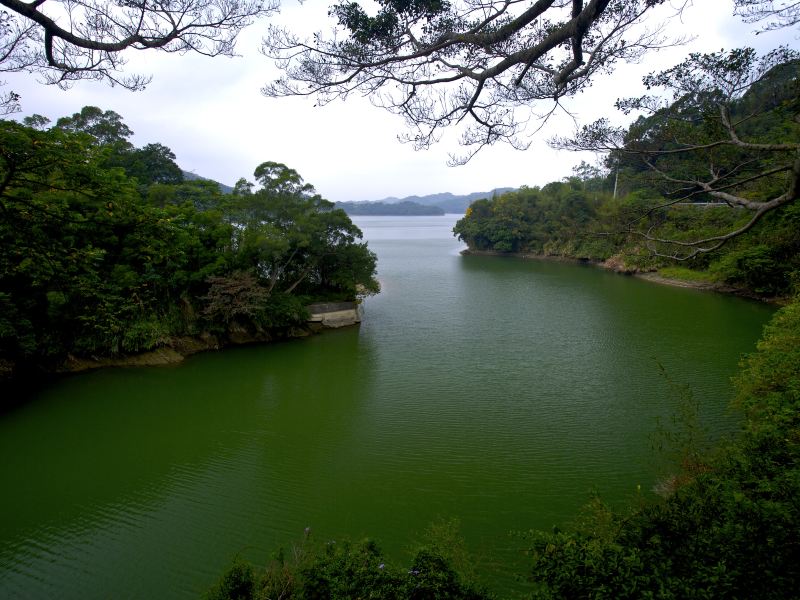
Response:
[206, 558, 256, 600]
[709, 245, 787, 295]
[209, 525, 493, 600]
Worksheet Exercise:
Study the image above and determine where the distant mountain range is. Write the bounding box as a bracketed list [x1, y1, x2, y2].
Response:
[336, 200, 445, 216]
[365, 188, 514, 213]
[177, 171, 512, 215]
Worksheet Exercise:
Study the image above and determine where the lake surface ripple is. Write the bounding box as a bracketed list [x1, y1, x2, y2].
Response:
[0, 215, 774, 598]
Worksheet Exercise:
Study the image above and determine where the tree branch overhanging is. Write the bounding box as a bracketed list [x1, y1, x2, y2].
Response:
[262, 0, 681, 162]
[0, 0, 277, 90]
[734, 0, 800, 31]
[553, 47, 800, 259]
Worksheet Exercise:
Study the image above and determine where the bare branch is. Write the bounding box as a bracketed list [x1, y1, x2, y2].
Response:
[262, 0, 683, 158]
[554, 47, 800, 257]
[734, 0, 800, 31]
[0, 0, 277, 90]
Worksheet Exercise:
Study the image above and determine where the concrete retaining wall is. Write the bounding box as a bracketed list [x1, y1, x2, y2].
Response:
[306, 302, 361, 328]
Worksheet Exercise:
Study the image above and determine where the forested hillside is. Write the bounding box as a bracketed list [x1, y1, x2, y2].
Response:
[336, 200, 445, 216]
[0, 109, 378, 381]
[369, 189, 515, 214]
[454, 52, 800, 299]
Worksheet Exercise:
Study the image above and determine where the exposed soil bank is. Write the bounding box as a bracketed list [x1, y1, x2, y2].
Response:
[460, 248, 785, 304]
[2, 303, 362, 384]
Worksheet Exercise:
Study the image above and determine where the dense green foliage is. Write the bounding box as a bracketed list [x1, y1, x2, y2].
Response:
[208, 523, 493, 600]
[352, 189, 515, 214]
[454, 181, 624, 257]
[525, 297, 800, 599]
[0, 110, 378, 377]
[454, 54, 800, 298]
[453, 182, 800, 297]
[336, 200, 445, 216]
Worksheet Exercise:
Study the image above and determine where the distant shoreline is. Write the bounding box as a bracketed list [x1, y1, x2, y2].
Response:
[336, 200, 445, 216]
[460, 248, 784, 304]
[1, 304, 362, 384]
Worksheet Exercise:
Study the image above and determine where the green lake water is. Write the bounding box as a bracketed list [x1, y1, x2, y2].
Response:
[0, 215, 776, 598]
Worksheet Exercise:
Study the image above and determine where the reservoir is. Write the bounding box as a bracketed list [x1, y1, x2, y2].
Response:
[0, 215, 775, 598]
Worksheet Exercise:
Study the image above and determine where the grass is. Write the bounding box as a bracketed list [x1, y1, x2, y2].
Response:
[657, 266, 718, 284]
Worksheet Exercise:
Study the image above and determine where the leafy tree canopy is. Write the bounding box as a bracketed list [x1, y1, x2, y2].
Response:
[0, 111, 378, 377]
[253, 160, 315, 196]
[54, 105, 133, 147]
[264, 0, 704, 163]
[126, 143, 184, 186]
[454, 49, 800, 297]
[553, 47, 800, 258]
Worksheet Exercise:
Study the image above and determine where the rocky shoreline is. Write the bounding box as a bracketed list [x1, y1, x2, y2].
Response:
[460, 248, 782, 303]
[1, 302, 362, 383]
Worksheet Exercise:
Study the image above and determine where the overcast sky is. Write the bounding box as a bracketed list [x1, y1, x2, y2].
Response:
[4, 1, 797, 202]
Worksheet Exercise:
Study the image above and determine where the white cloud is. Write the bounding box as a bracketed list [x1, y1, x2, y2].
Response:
[4, 0, 797, 201]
